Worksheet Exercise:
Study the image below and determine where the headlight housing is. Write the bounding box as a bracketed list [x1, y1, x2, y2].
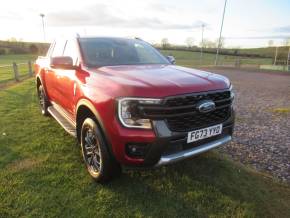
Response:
[117, 97, 161, 129]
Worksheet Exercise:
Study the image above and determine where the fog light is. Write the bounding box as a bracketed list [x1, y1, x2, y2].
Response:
[126, 143, 148, 158]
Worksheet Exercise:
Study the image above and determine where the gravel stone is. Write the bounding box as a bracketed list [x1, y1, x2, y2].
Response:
[204, 67, 290, 183]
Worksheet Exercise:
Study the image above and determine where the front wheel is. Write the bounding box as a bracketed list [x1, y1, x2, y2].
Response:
[37, 85, 49, 116]
[80, 118, 121, 183]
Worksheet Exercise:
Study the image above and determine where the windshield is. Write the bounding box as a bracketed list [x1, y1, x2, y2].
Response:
[79, 38, 170, 67]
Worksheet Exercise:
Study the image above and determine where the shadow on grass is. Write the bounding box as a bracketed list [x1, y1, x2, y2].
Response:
[0, 75, 33, 90]
[106, 155, 257, 217]
[106, 154, 289, 217]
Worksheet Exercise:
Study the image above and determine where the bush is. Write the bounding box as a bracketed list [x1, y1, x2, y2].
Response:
[8, 47, 28, 54]
[29, 44, 39, 54]
[0, 48, 5, 55]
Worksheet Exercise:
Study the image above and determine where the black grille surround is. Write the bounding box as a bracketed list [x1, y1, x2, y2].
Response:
[137, 89, 233, 132]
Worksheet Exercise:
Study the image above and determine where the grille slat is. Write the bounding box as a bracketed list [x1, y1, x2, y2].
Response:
[139, 90, 232, 132]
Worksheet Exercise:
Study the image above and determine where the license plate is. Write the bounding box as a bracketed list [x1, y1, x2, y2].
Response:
[187, 124, 223, 143]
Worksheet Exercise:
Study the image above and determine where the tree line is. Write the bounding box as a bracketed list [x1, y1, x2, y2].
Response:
[0, 39, 49, 55]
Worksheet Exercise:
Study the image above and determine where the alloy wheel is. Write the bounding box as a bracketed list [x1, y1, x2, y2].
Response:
[83, 127, 102, 173]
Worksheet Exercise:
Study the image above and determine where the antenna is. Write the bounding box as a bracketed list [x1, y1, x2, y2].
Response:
[135, 37, 143, 41]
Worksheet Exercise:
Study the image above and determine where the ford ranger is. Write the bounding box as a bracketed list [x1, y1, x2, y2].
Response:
[34, 36, 235, 182]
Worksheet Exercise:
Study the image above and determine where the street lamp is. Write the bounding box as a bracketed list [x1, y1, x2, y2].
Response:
[215, 0, 228, 66]
[40, 13, 46, 42]
[200, 23, 205, 65]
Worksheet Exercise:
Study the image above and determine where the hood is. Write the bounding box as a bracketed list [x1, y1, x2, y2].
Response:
[88, 64, 230, 97]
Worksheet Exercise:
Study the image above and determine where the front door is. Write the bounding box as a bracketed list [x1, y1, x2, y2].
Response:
[54, 39, 80, 116]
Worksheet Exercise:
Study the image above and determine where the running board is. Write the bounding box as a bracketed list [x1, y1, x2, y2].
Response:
[48, 106, 77, 137]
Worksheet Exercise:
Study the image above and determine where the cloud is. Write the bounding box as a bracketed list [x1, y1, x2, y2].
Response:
[46, 3, 203, 30]
[274, 25, 290, 33]
[226, 35, 290, 40]
[0, 11, 22, 20]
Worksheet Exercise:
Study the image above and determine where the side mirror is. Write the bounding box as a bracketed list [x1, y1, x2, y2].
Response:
[50, 56, 75, 69]
[166, 55, 176, 64]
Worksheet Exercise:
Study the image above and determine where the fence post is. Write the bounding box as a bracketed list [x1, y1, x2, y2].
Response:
[274, 46, 278, 65]
[235, 57, 241, 68]
[28, 61, 33, 76]
[12, 62, 20, 82]
[287, 47, 290, 71]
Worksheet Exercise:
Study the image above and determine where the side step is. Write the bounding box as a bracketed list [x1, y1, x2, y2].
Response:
[48, 106, 77, 137]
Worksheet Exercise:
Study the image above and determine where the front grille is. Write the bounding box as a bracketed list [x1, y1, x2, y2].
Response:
[138, 90, 232, 132]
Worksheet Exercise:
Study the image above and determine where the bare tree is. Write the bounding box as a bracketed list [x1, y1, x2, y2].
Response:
[8, 37, 17, 42]
[185, 37, 195, 48]
[215, 37, 225, 48]
[268, 40, 274, 47]
[161, 38, 170, 49]
[201, 39, 216, 48]
[283, 38, 290, 47]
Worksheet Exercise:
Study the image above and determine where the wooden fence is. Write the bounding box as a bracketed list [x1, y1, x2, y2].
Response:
[0, 61, 33, 84]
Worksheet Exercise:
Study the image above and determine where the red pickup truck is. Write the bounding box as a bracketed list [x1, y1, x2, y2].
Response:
[35, 36, 235, 182]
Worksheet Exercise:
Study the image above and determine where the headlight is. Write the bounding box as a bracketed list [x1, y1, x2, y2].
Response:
[118, 97, 161, 129]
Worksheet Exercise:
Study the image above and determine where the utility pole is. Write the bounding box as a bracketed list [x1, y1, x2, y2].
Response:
[215, 0, 228, 66]
[40, 13, 46, 42]
[287, 47, 290, 70]
[274, 46, 279, 65]
[200, 23, 205, 65]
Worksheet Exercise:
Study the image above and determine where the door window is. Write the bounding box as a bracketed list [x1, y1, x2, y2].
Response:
[51, 39, 66, 57]
[63, 39, 79, 65]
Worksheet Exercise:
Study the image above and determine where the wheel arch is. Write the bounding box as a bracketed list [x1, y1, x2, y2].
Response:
[35, 74, 48, 96]
[36, 76, 41, 88]
[76, 99, 114, 157]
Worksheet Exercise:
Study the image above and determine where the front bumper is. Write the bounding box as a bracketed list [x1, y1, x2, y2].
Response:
[155, 135, 232, 167]
[123, 108, 235, 167]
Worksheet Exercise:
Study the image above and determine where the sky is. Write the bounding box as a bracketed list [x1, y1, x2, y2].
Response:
[0, 0, 290, 48]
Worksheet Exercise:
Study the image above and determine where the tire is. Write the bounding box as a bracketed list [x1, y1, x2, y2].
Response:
[80, 118, 121, 183]
[37, 85, 49, 116]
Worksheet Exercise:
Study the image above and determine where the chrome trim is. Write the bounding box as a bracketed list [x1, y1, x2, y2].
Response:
[155, 135, 232, 167]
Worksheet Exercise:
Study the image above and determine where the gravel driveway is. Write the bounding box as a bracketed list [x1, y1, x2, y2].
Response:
[204, 67, 290, 183]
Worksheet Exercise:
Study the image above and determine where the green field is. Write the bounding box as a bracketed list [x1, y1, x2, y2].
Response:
[161, 50, 272, 67]
[0, 54, 36, 84]
[0, 79, 289, 217]
[0, 50, 274, 84]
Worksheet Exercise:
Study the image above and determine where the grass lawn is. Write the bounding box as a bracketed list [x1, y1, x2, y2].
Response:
[0, 54, 37, 83]
[161, 50, 272, 68]
[0, 79, 290, 217]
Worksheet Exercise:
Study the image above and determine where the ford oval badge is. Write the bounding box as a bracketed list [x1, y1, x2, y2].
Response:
[197, 100, 216, 113]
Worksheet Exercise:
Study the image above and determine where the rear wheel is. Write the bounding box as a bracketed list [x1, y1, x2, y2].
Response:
[37, 85, 49, 116]
[80, 118, 121, 183]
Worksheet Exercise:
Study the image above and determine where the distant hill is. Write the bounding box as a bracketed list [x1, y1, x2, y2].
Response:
[231, 46, 289, 59]
[157, 45, 289, 60]
[0, 40, 289, 62]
